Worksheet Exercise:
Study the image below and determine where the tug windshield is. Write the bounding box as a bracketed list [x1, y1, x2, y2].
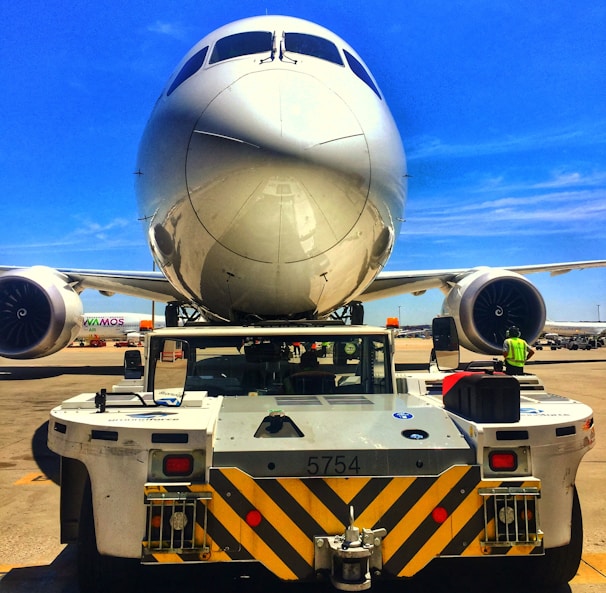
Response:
[149, 331, 392, 397]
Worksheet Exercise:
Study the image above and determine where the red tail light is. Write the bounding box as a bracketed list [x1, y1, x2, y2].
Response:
[489, 451, 518, 471]
[163, 454, 194, 476]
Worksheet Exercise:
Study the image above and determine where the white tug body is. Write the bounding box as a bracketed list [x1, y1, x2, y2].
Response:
[48, 321, 594, 591]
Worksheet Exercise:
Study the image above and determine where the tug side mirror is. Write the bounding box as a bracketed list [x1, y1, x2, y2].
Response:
[431, 317, 460, 371]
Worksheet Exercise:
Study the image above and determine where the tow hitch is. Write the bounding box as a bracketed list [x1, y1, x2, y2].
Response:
[314, 507, 387, 591]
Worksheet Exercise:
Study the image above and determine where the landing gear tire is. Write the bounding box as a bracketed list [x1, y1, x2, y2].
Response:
[78, 479, 139, 593]
[165, 302, 179, 327]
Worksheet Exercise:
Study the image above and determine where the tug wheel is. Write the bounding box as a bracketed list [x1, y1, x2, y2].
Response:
[77, 478, 139, 593]
[420, 487, 583, 590]
[530, 485, 583, 586]
[492, 486, 583, 588]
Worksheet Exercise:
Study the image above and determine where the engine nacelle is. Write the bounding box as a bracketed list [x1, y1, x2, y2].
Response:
[0, 266, 83, 359]
[441, 268, 546, 354]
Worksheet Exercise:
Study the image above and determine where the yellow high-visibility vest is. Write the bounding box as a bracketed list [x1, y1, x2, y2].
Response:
[505, 337, 527, 367]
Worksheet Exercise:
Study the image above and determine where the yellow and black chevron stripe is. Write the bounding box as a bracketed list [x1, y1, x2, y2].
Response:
[143, 465, 542, 580]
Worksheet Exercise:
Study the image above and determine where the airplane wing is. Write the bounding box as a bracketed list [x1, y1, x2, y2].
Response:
[360, 260, 606, 301]
[5, 259, 604, 305]
[1, 259, 605, 359]
[356, 259, 606, 354]
[5, 260, 603, 306]
[59, 268, 184, 301]
[0, 266, 183, 302]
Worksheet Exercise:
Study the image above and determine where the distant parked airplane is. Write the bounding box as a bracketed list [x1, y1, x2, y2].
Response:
[542, 320, 606, 337]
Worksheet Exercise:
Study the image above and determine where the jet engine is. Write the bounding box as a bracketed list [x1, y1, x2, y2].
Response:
[0, 266, 83, 359]
[441, 268, 546, 354]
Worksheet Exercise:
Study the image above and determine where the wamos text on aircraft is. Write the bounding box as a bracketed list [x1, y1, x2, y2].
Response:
[83, 317, 125, 327]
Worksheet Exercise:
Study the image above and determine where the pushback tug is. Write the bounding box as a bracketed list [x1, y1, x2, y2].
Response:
[48, 317, 594, 591]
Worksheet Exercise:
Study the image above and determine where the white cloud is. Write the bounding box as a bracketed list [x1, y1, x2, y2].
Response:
[403, 185, 606, 238]
[0, 216, 142, 256]
[71, 217, 131, 235]
[530, 170, 606, 190]
[147, 20, 189, 41]
[407, 121, 606, 161]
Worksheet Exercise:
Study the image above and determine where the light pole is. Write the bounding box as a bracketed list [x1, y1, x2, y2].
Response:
[598, 305, 601, 322]
[398, 305, 403, 327]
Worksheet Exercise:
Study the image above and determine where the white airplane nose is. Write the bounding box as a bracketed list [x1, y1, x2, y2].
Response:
[185, 70, 371, 263]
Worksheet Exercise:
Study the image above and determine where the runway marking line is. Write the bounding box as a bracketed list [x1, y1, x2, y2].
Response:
[573, 554, 606, 583]
[0, 563, 28, 573]
[13, 472, 51, 485]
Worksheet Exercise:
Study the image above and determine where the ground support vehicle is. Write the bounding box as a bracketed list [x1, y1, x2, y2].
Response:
[113, 339, 141, 348]
[48, 320, 595, 592]
[71, 337, 107, 347]
[564, 337, 595, 350]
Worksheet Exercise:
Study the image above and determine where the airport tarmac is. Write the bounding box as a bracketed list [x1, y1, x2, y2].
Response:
[0, 340, 605, 593]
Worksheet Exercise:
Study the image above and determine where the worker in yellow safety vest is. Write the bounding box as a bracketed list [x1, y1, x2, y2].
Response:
[502, 326, 535, 375]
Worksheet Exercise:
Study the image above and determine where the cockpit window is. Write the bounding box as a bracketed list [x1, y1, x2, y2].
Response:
[210, 31, 273, 64]
[167, 46, 209, 96]
[343, 50, 381, 99]
[283, 33, 343, 65]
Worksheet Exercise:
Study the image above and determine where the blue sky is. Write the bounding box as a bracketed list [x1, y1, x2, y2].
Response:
[1, 1, 605, 326]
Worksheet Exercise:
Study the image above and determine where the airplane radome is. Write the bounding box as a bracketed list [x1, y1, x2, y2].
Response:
[137, 15, 406, 321]
[0, 15, 605, 359]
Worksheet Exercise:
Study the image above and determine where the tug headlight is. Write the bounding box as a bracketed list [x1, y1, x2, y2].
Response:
[169, 511, 188, 531]
[498, 505, 516, 525]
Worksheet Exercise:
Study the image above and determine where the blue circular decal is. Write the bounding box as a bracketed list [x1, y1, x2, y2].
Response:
[393, 411, 414, 420]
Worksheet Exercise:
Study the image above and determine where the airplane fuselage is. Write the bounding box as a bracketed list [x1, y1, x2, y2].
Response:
[136, 16, 406, 321]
